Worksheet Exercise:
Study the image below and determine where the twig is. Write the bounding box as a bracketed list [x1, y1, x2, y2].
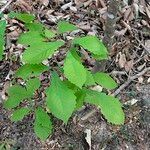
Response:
[121, 20, 150, 54]
[134, 36, 150, 54]
[111, 71, 127, 75]
[113, 67, 150, 96]
[0, 0, 14, 14]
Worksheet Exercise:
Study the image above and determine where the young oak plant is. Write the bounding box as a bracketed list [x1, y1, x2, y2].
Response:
[3, 12, 125, 140]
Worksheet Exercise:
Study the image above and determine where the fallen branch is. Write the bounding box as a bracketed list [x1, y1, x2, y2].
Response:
[113, 67, 150, 96]
[134, 36, 150, 55]
[121, 20, 150, 54]
[0, 0, 14, 14]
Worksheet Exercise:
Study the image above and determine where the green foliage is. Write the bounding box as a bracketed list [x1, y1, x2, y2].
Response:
[15, 64, 49, 79]
[64, 50, 87, 88]
[85, 70, 96, 86]
[9, 12, 35, 23]
[25, 22, 44, 31]
[85, 90, 125, 124]
[18, 27, 64, 64]
[46, 73, 76, 123]
[11, 108, 30, 122]
[58, 21, 78, 33]
[75, 90, 86, 109]
[18, 31, 45, 46]
[4, 78, 40, 108]
[22, 41, 64, 64]
[34, 107, 52, 140]
[0, 20, 6, 60]
[3, 12, 125, 140]
[44, 29, 56, 39]
[94, 72, 118, 90]
[73, 36, 108, 59]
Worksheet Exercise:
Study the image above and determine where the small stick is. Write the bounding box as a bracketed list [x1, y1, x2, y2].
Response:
[121, 20, 149, 54]
[0, 0, 14, 14]
[134, 36, 150, 54]
[113, 67, 150, 96]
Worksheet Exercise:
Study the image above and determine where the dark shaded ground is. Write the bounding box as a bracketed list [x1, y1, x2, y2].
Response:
[0, 84, 150, 149]
[0, 0, 150, 149]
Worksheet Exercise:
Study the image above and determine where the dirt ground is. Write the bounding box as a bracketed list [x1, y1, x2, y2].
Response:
[0, 0, 150, 149]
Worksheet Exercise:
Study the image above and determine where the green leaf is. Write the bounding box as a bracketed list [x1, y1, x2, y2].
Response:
[15, 64, 49, 79]
[10, 12, 35, 23]
[46, 73, 76, 123]
[44, 29, 56, 39]
[0, 13, 4, 18]
[85, 90, 125, 124]
[25, 22, 44, 31]
[18, 31, 45, 46]
[4, 78, 40, 109]
[64, 51, 86, 88]
[75, 90, 86, 109]
[26, 78, 41, 94]
[8, 11, 17, 18]
[22, 41, 64, 64]
[92, 53, 108, 60]
[73, 36, 108, 57]
[93, 72, 118, 90]
[85, 70, 96, 86]
[34, 107, 52, 140]
[58, 21, 78, 33]
[0, 20, 6, 60]
[63, 80, 79, 93]
[11, 107, 30, 122]
[4, 85, 28, 109]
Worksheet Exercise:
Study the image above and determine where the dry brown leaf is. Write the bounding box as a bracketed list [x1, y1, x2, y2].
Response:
[70, 6, 77, 12]
[145, 6, 150, 19]
[124, 60, 133, 72]
[16, 0, 32, 12]
[115, 28, 127, 36]
[118, 53, 127, 68]
[39, 0, 49, 6]
[138, 4, 146, 14]
[1, 81, 10, 101]
[0, 0, 7, 6]
[145, 40, 150, 54]
[7, 29, 21, 40]
[141, 19, 149, 26]
[84, 0, 92, 7]
[61, 2, 72, 10]
[90, 85, 103, 92]
[84, 129, 91, 150]
[74, 0, 88, 6]
[138, 76, 144, 83]
[52, 0, 64, 5]
[96, 0, 106, 8]
[137, 63, 146, 71]
[124, 7, 134, 21]
[139, 0, 146, 7]
[133, 3, 139, 18]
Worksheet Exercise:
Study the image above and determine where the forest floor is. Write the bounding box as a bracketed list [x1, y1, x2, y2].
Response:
[0, 0, 150, 150]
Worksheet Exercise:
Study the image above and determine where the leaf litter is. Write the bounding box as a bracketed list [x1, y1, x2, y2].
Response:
[0, 0, 150, 149]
